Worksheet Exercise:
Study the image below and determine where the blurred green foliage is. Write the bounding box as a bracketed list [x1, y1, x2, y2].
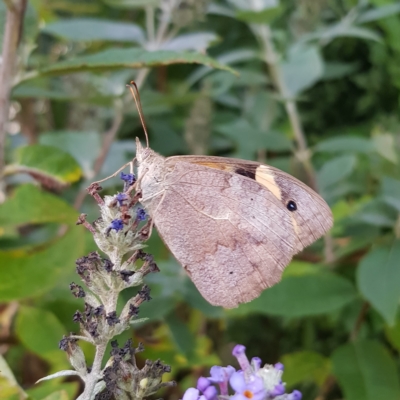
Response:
[1, 0, 400, 399]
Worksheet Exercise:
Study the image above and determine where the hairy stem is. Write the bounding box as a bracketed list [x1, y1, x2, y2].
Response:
[0, 0, 27, 201]
[78, 343, 107, 400]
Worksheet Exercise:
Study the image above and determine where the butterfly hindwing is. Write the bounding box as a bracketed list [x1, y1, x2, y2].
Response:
[152, 159, 298, 307]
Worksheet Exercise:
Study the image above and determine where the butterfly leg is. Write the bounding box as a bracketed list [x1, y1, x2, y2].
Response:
[138, 217, 154, 241]
[138, 190, 167, 242]
[91, 159, 136, 186]
[126, 165, 149, 195]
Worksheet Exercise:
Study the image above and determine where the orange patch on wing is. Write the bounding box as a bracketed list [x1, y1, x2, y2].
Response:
[255, 165, 282, 200]
[194, 161, 236, 172]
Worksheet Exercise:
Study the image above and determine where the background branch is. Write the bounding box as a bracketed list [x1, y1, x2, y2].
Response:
[250, 17, 335, 264]
[0, 0, 27, 201]
[73, 102, 124, 210]
[73, 5, 178, 211]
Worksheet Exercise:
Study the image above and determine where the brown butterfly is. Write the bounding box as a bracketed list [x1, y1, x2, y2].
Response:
[131, 84, 333, 308]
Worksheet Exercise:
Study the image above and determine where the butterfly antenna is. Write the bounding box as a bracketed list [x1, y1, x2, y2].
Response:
[127, 81, 149, 148]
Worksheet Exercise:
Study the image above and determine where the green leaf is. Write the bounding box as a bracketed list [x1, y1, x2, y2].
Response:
[216, 118, 291, 159]
[322, 62, 359, 80]
[381, 177, 400, 212]
[101, 0, 161, 8]
[281, 45, 324, 96]
[15, 306, 66, 362]
[7, 145, 82, 187]
[304, 23, 382, 43]
[282, 261, 321, 277]
[39, 131, 101, 177]
[187, 48, 257, 87]
[228, 273, 357, 317]
[40, 390, 70, 400]
[165, 313, 196, 358]
[244, 92, 280, 137]
[0, 355, 27, 400]
[353, 199, 397, 227]
[42, 18, 145, 43]
[0, 228, 85, 302]
[357, 3, 400, 24]
[138, 296, 177, 321]
[373, 133, 398, 163]
[0, 184, 78, 227]
[161, 32, 219, 52]
[332, 341, 400, 400]
[315, 136, 373, 153]
[235, 6, 282, 24]
[12, 83, 75, 100]
[183, 281, 224, 318]
[38, 48, 237, 76]
[0, 376, 20, 400]
[317, 155, 356, 190]
[282, 351, 331, 387]
[0, 2, 6, 55]
[28, 382, 79, 400]
[207, 3, 236, 18]
[357, 242, 400, 325]
[385, 315, 400, 351]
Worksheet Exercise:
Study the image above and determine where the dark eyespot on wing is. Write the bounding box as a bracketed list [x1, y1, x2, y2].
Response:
[287, 200, 297, 211]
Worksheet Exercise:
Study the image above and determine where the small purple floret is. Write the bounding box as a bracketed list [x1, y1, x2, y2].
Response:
[251, 357, 262, 370]
[136, 208, 147, 221]
[274, 362, 284, 371]
[115, 193, 128, 206]
[197, 377, 211, 392]
[209, 365, 235, 383]
[208, 365, 234, 396]
[232, 345, 251, 372]
[182, 388, 200, 400]
[232, 345, 246, 357]
[120, 172, 136, 186]
[110, 219, 124, 232]
[271, 383, 285, 397]
[288, 390, 302, 400]
[230, 371, 266, 400]
[203, 385, 218, 400]
[181, 347, 299, 400]
[209, 366, 224, 383]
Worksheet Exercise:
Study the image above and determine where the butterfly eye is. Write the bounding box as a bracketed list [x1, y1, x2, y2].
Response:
[287, 200, 297, 212]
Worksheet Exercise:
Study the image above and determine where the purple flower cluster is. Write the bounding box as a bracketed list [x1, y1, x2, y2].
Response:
[182, 345, 301, 400]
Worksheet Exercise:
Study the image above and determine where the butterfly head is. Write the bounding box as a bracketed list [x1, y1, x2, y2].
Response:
[135, 137, 151, 163]
[135, 137, 163, 167]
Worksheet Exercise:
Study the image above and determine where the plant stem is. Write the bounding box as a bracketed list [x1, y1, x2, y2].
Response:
[146, 6, 155, 42]
[0, 0, 27, 201]
[255, 24, 316, 189]
[135, 68, 150, 89]
[78, 343, 107, 400]
[251, 19, 335, 263]
[73, 102, 123, 210]
[350, 301, 370, 341]
[155, 0, 178, 45]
